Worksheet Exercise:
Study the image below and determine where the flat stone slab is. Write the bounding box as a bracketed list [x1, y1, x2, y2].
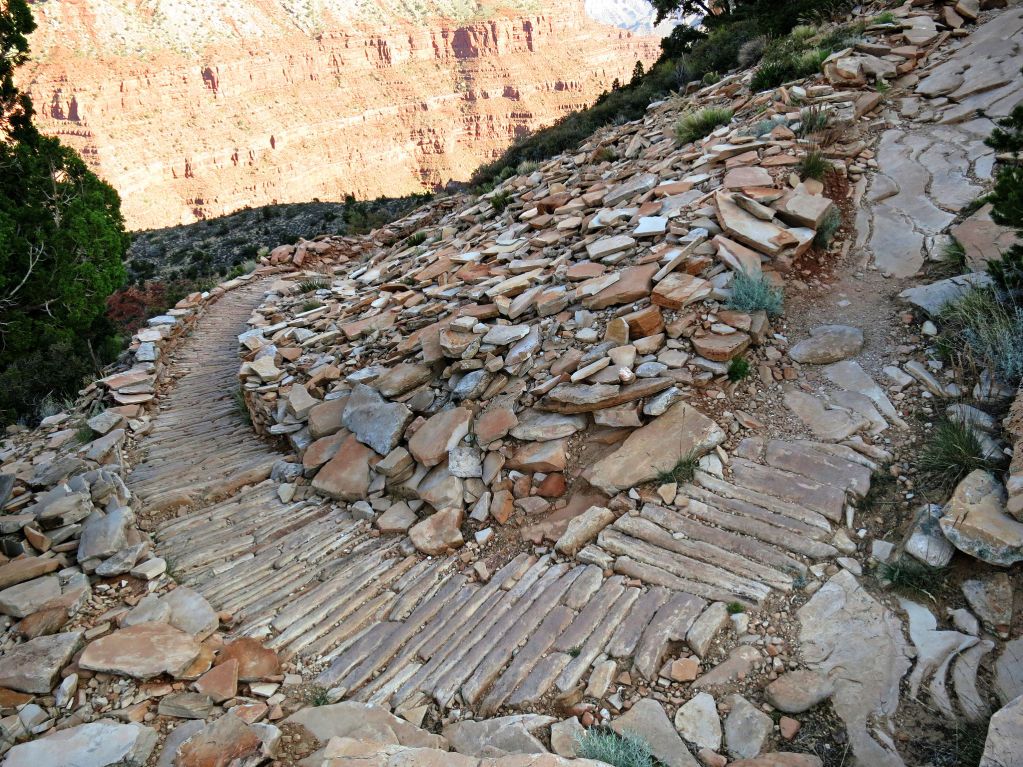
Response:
[898, 273, 992, 316]
[79, 622, 202, 679]
[799, 570, 910, 767]
[789, 325, 863, 364]
[0, 631, 82, 693]
[585, 402, 724, 493]
[4, 721, 156, 767]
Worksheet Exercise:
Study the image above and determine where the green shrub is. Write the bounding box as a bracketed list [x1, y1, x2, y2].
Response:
[594, 146, 618, 164]
[406, 231, 427, 247]
[233, 387, 251, 426]
[576, 729, 653, 767]
[727, 271, 784, 316]
[728, 356, 751, 382]
[930, 238, 967, 280]
[726, 601, 746, 614]
[656, 451, 700, 485]
[814, 208, 842, 249]
[515, 160, 540, 175]
[702, 71, 721, 86]
[297, 278, 328, 294]
[798, 149, 832, 181]
[871, 11, 897, 25]
[984, 98, 1023, 294]
[798, 105, 831, 137]
[738, 35, 768, 68]
[919, 418, 996, 493]
[490, 192, 512, 213]
[675, 107, 733, 145]
[938, 287, 1023, 384]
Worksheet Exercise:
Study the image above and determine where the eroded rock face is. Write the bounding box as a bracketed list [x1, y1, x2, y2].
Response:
[798, 570, 911, 767]
[23, 1, 660, 229]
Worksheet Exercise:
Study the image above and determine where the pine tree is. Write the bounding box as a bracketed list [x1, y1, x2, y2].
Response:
[0, 0, 128, 422]
[984, 89, 1023, 296]
[631, 60, 646, 85]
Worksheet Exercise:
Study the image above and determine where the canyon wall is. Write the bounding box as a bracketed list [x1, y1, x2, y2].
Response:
[21, 0, 662, 230]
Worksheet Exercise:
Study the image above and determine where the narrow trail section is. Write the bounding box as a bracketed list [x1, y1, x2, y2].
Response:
[131, 284, 872, 728]
[129, 282, 281, 512]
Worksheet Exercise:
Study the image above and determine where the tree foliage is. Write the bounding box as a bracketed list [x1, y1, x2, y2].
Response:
[0, 0, 128, 423]
[985, 90, 1023, 295]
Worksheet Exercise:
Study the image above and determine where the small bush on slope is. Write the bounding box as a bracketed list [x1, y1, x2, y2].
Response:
[938, 287, 1023, 385]
[675, 107, 734, 145]
[728, 271, 784, 316]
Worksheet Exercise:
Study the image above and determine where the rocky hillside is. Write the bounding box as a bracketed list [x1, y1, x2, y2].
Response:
[20, 0, 661, 230]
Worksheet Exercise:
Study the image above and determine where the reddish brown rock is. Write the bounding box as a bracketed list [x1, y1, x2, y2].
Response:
[216, 638, 281, 682]
[475, 407, 519, 446]
[194, 658, 238, 703]
[692, 332, 751, 362]
[176, 713, 263, 767]
[79, 623, 202, 679]
[0, 556, 61, 590]
[409, 408, 473, 467]
[408, 508, 465, 555]
[507, 439, 569, 472]
[15, 606, 68, 639]
[582, 264, 659, 310]
[311, 434, 377, 500]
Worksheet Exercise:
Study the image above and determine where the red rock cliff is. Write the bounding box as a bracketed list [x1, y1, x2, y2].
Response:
[21, 0, 661, 229]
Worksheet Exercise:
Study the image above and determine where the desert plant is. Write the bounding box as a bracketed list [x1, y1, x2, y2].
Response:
[726, 601, 746, 614]
[675, 107, 733, 145]
[576, 730, 653, 767]
[702, 71, 721, 86]
[929, 238, 967, 280]
[877, 557, 946, 598]
[871, 11, 897, 25]
[798, 149, 832, 181]
[919, 417, 996, 493]
[813, 207, 842, 249]
[516, 160, 540, 175]
[728, 356, 751, 382]
[301, 300, 324, 313]
[593, 146, 618, 163]
[405, 231, 427, 247]
[727, 271, 784, 316]
[798, 105, 830, 137]
[738, 35, 768, 68]
[939, 287, 1023, 383]
[656, 450, 700, 485]
[490, 191, 512, 213]
[297, 278, 328, 294]
[74, 420, 95, 445]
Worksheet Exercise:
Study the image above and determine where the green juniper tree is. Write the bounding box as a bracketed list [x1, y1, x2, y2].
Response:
[984, 81, 1023, 296]
[0, 0, 128, 423]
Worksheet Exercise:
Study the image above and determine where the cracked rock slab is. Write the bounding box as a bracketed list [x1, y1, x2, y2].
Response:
[798, 570, 910, 767]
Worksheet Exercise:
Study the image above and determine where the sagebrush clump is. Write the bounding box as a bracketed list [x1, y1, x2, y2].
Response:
[577, 730, 654, 767]
[728, 271, 784, 316]
[675, 107, 733, 145]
